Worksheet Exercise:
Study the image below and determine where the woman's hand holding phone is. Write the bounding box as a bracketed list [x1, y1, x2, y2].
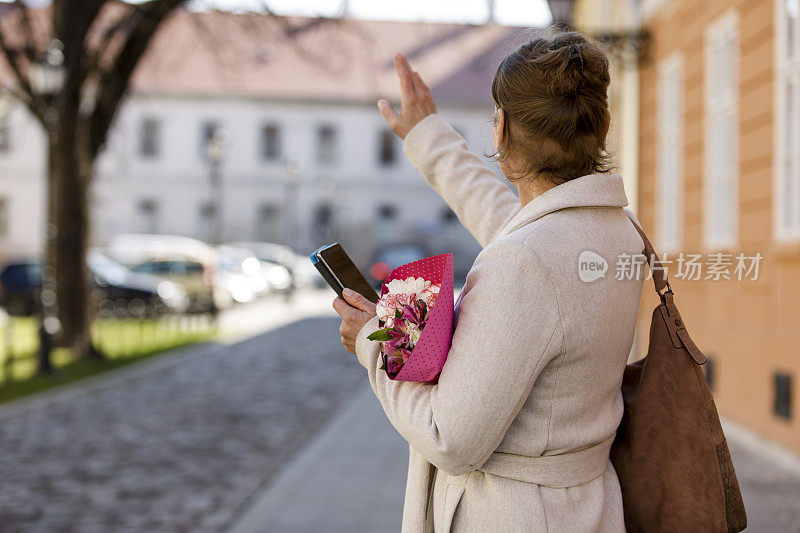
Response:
[378, 53, 437, 139]
[333, 288, 377, 355]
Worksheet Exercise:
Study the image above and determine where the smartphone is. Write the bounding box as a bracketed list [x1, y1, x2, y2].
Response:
[310, 243, 379, 303]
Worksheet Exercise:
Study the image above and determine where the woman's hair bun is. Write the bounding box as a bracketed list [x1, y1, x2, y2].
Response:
[546, 36, 609, 98]
[490, 27, 612, 183]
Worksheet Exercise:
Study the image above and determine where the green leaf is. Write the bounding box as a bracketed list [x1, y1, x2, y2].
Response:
[367, 328, 394, 341]
[395, 308, 403, 319]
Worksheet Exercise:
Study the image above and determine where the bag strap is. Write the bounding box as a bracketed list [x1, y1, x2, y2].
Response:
[624, 211, 671, 296]
[624, 210, 706, 365]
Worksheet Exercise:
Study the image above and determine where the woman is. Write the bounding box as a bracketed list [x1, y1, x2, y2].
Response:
[333, 29, 644, 532]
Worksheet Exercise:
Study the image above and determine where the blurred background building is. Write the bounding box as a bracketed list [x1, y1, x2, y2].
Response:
[0, 8, 526, 274]
[569, 0, 800, 453]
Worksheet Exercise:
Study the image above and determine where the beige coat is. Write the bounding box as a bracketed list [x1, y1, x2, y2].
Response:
[355, 114, 644, 532]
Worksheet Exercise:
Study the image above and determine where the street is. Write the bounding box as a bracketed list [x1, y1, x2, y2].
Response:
[0, 290, 797, 532]
[0, 291, 363, 532]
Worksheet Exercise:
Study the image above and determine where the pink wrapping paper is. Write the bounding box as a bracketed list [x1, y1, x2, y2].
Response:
[380, 253, 454, 383]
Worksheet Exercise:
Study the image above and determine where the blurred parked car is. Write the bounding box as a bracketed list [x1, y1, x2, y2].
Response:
[106, 234, 218, 313]
[215, 245, 268, 304]
[88, 251, 189, 314]
[0, 252, 188, 317]
[0, 261, 42, 316]
[229, 241, 316, 290]
[368, 243, 428, 287]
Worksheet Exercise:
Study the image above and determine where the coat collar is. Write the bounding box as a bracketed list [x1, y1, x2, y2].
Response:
[496, 173, 629, 239]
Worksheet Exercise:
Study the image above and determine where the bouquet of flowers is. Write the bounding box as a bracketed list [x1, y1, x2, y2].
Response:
[367, 253, 454, 383]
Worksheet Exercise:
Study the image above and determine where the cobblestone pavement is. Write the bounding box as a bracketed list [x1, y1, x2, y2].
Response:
[724, 421, 800, 532]
[0, 316, 362, 533]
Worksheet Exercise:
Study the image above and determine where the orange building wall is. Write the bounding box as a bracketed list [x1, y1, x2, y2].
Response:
[637, 0, 800, 452]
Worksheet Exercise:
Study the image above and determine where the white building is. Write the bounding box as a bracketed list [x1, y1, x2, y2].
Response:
[0, 11, 522, 272]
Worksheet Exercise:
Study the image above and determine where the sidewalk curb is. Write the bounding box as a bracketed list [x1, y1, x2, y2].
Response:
[228, 385, 376, 533]
[228, 383, 407, 533]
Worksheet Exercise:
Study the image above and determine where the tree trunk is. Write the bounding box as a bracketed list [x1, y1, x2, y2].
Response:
[53, 109, 99, 360]
[36, 136, 59, 373]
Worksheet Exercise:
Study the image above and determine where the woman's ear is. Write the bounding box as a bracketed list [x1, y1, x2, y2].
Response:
[492, 108, 505, 152]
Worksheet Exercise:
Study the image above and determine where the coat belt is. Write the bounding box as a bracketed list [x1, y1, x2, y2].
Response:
[477, 436, 615, 488]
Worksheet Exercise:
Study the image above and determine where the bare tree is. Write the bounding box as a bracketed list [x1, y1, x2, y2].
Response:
[0, 0, 188, 368]
[0, 1, 355, 371]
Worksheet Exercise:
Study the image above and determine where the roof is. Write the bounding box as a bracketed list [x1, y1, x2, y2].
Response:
[132, 10, 525, 106]
[0, 6, 527, 106]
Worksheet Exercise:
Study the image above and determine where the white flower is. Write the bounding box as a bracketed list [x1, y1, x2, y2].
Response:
[378, 277, 441, 330]
[385, 276, 432, 298]
[407, 323, 422, 345]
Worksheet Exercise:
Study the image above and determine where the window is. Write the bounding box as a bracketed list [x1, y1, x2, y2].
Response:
[704, 12, 738, 248]
[0, 197, 8, 238]
[774, 372, 792, 420]
[0, 115, 10, 152]
[139, 117, 160, 158]
[260, 123, 281, 161]
[311, 202, 336, 242]
[377, 204, 397, 220]
[256, 203, 281, 242]
[378, 129, 396, 166]
[777, 0, 800, 239]
[316, 124, 337, 163]
[200, 121, 221, 161]
[657, 54, 684, 251]
[137, 199, 158, 234]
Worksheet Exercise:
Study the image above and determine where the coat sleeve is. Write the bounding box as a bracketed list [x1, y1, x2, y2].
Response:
[402, 114, 521, 247]
[354, 238, 564, 476]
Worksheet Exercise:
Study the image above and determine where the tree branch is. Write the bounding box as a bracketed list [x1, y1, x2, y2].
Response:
[0, 82, 36, 108]
[0, 9, 45, 124]
[88, 0, 187, 159]
[13, 0, 38, 62]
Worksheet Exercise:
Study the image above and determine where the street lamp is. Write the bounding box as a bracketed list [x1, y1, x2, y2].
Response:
[205, 127, 228, 244]
[282, 158, 301, 249]
[544, 1, 651, 67]
[547, 0, 574, 25]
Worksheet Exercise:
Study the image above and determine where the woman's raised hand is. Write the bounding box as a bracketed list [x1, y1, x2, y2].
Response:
[378, 53, 437, 139]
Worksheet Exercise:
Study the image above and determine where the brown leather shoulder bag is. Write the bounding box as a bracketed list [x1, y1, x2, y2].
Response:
[610, 216, 747, 532]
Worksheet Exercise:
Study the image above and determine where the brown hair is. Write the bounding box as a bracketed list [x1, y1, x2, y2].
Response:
[490, 28, 612, 184]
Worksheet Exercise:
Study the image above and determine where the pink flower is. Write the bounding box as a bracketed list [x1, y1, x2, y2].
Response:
[385, 328, 409, 354]
[402, 298, 427, 326]
[385, 346, 412, 375]
[386, 354, 404, 374]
